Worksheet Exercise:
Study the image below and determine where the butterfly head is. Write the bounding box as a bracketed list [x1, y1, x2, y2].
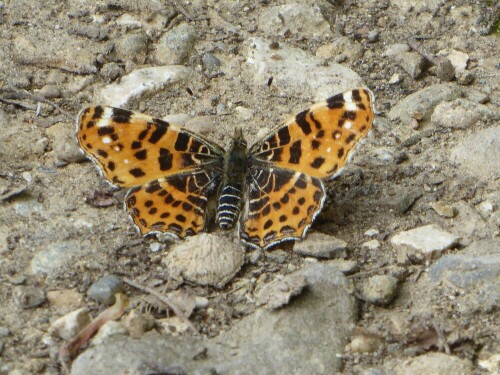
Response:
[231, 126, 247, 150]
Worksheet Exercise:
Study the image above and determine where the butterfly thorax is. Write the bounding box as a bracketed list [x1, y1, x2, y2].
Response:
[217, 128, 248, 230]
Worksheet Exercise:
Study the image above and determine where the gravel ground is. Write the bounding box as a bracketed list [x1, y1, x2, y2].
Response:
[0, 0, 499, 374]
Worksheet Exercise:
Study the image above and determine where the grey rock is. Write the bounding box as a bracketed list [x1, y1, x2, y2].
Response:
[154, 23, 196, 65]
[367, 30, 380, 43]
[393, 52, 425, 79]
[30, 240, 96, 277]
[100, 62, 125, 82]
[47, 121, 87, 164]
[98, 66, 191, 107]
[456, 70, 475, 85]
[435, 57, 455, 81]
[431, 98, 498, 129]
[383, 43, 410, 57]
[71, 264, 357, 375]
[427, 239, 499, 313]
[316, 36, 364, 62]
[247, 37, 365, 102]
[0, 326, 10, 337]
[385, 352, 473, 375]
[258, 3, 331, 39]
[13, 286, 46, 308]
[450, 126, 500, 180]
[162, 233, 244, 288]
[116, 33, 149, 64]
[255, 273, 308, 309]
[388, 83, 462, 124]
[294, 232, 348, 259]
[201, 53, 221, 72]
[88, 274, 124, 305]
[359, 275, 399, 305]
[391, 224, 460, 257]
[39, 84, 61, 98]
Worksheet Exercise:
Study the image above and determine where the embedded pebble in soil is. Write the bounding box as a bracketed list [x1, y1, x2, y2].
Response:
[388, 83, 462, 124]
[98, 66, 192, 107]
[13, 286, 46, 309]
[162, 233, 244, 288]
[429, 202, 455, 218]
[47, 122, 87, 164]
[390, 224, 460, 258]
[427, 239, 499, 314]
[115, 33, 149, 65]
[258, 3, 331, 39]
[392, 52, 425, 79]
[293, 232, 348, 259]
[88, 274, 124, 305]
[154, 23, 197, 65]
[47, 289, 84, 309]
[431, 98, 499, 129]
[247, 37, 365, 102]
[358, 275, 399, 306]
[450, 126, 500, 181]
[385, 352, 473, 375]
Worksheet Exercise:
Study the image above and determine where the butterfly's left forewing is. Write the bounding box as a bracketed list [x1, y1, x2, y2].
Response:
[77, 106, 225, 239]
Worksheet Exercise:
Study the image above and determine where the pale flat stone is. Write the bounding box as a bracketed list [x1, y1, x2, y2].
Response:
[391, 224, 459, 256]
[98, 66, 191, 107]
[362, 239, 381, 250]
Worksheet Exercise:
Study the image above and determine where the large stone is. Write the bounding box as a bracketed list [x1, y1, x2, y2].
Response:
[247, 37, 365, 102]
[258, 3, 331, 39]
[450, 126, 500, 180]
[98, 66, 191, 107]
[390, 224, 459, 257]
[71, 264, 357, 375]
[431, 98, 499, 129]
[154, 23, 197, 65]
[388, 84, 462, 124]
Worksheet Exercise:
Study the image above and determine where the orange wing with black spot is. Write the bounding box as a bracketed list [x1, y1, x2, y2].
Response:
[240, 168, 325, 249]
[241, 88, 375, 249]
[249, 88, 374, 179]
[125, 170, 219, 238]
[77, 106, 224, 187]
[77, 106, 225, 238]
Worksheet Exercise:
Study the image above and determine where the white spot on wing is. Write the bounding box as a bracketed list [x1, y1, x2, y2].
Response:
[102, 137, 111, 144]
[343, 91, 353, 102]
[345, 102, 357, 111]
[124, 159, 129, 164]
[344, 121, 352, 129]
[326, 147, 331, 153]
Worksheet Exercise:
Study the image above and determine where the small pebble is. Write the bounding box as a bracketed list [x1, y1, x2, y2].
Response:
[349, 333, 383, 353]
[39, 85, 61, 98]
[201, 53, 221, 72]
[101, 62, 124, 82]
[47, 289, 84, 309]
[0, 326, 10, 337]
[429, 202, 455, 218]
[391, 224, 460, 257]
[362, 239, 381, 250]
[13, 286, 46, 309]
[388, 73, 401, 85]
[456, 70, 474, 85]
[92, 321, 128, 345]
[359, 275, 399, 305]
[294, 232, 347, 259]
[367, 30, 379, 43]
[48, 308, 91, 340]
[123, 310, 156, 338]
[149, 242, 163, 252]
[87, 274, 123, 305]
[364, 228, 380, 237]
[436, 58, 455, 81]
[477, 201, 494, 218]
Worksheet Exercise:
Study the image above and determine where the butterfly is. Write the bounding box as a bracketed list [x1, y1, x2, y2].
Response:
[76, 88, 375, 249]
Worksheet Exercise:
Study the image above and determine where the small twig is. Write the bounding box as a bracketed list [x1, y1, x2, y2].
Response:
[432, 320, 451, 354]
[15, 88, 72, 119]
[0, 97, 38, 111]
[123, 277, 198, 335]
[59, 293, 129, 371]
[170, 0, 209, 22]
[16, 57, 97, 75]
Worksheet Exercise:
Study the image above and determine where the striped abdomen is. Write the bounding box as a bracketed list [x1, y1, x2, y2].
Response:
[217, 184, 243, 230]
